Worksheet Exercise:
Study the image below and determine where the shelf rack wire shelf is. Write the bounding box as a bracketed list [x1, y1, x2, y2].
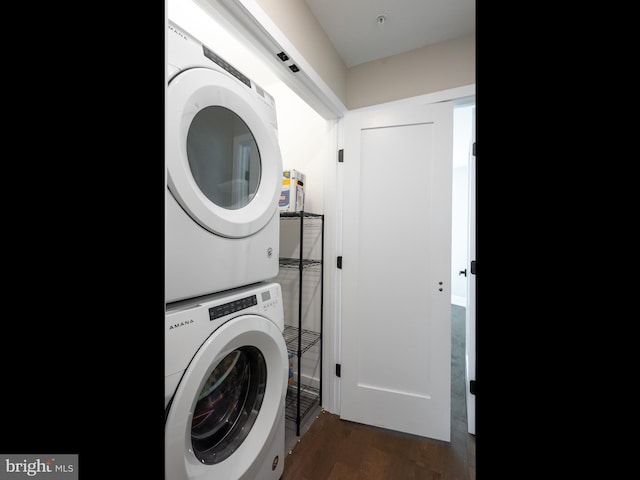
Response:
[279, 258, 322, 269]
[283, 325, 320, 355]
[285, 384, 320, 423]
[279, 210, 324, 436]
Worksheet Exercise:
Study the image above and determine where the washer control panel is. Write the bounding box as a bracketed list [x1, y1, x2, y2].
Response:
[209, 295, 258, 320]
[260, 288, 280, 311]
[206, 286, 281, 321]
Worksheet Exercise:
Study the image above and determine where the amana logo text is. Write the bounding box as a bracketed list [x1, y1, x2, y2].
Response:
[169, 319, 195, 330]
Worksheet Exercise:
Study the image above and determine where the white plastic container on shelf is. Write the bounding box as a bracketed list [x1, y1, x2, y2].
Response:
[279, 169, 305, 212]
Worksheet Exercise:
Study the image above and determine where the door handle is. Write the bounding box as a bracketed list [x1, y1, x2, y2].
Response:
[459, 269, 467, 277]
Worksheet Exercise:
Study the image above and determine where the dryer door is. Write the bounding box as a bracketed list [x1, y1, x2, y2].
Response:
[165, 315, 288, 480]
[167, 67, 282, 239]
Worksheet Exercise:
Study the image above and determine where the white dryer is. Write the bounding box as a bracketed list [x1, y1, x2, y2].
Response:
[166, 20, 283, 303]
[165, 282, 288, 480]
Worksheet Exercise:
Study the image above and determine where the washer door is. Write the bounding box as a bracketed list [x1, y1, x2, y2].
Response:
[167, 67, 282, 239]
[165, 315, 288, 480]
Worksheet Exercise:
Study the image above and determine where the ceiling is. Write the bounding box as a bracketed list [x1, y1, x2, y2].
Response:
[304, 0, 475, 68]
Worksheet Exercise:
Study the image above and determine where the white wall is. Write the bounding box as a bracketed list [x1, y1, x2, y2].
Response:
[347, 35, 475, 109]
[267, 82, 333, 215]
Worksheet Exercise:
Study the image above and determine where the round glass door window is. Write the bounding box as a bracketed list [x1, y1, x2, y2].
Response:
[191, 346, 267, 464]
[187, 106, 262, 211]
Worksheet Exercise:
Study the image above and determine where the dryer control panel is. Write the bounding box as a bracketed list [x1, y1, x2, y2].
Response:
[202, 45, 252, 89]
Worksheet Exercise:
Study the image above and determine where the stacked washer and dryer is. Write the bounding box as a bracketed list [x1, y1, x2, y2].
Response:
[165, 20, 287, 480]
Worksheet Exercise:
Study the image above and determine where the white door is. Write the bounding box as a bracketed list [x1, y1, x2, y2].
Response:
[465, 107, 476, 435]
[340, 101, 454, 441]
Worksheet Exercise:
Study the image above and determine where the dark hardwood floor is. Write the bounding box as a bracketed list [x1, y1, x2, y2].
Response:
[282, 410, 474, 480]
[281, 305, 475, 480]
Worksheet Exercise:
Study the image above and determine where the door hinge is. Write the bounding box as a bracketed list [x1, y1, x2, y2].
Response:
[336, 364, 341, 377]
[469, 379, 476, 395]
[337, 256, 342, 269]
[338, 149, 344, 163]
[470, 260, 476, 275]
[472, 142, 476, 157]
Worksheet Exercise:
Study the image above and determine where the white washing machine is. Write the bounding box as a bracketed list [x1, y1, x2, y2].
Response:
[166, 19, 283, 303]
[165, 282, 288, 480]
